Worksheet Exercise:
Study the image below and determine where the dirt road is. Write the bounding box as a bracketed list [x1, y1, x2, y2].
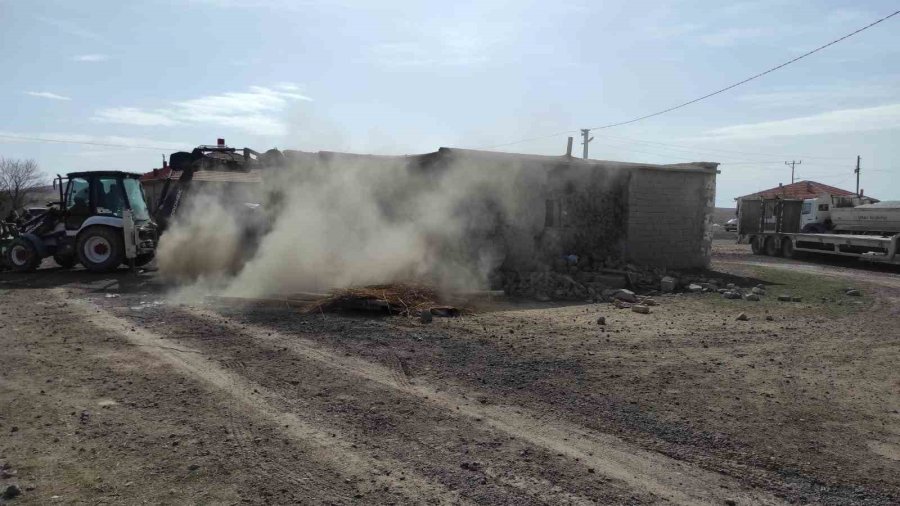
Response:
[2, 245, 898, 504]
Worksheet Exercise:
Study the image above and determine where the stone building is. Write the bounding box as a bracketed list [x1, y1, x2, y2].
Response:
[284, 147, 719, 271]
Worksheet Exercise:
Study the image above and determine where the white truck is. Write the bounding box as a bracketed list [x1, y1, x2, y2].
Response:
[737, 195, 900, 265]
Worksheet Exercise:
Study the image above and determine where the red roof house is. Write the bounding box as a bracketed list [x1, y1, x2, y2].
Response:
[736, 180, 858, 201]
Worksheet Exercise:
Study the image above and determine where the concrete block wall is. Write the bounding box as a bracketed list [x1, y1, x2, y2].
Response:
[625, 167, 717, 269]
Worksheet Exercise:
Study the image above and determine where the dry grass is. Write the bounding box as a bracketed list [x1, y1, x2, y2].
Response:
[307, 283, 467, 317]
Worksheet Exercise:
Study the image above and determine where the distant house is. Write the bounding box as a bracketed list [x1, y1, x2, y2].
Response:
[140, 164, 173, 213]
[735, 180, 859, 201]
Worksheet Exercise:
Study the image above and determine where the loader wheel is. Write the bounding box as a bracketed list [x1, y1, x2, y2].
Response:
[77, 226, 124, 273]
[134, 252, 155, 267]
[53, 254, 77, 269]
[6, 238, 40, 272]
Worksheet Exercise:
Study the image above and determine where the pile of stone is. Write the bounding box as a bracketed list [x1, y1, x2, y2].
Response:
[500, 263, 773, 305]
[501, 270, 629, 301]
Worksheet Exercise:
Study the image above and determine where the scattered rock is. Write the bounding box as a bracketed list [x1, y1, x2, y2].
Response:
[777, 295, 792, 302]
[460, 461, 482, 472]
[596, 316, 606, 326]
[660, 276, 676, 293]
[2, 485, 21, 500]
[744, 294, 760, 301]
[614, 300, 632, 309]
[736, 313, 749, 321]
[722, 291, 742, 300]
[751, 286, 766, 295]
[9, 426, 18, 433]
[687, 284, 703, 293]
[631, 304, 650, 314]
[724, 500, 737, 506]
[765, 315, 774, 321]
[642, 298, 657, 306]
[419, 311, 433, 324]
[0, 468, 15, 479]
[791, 296, 802, 302]
[845, 289, 861, 297]
[610, 289, 638, 303]
[187, 464, 200, 471]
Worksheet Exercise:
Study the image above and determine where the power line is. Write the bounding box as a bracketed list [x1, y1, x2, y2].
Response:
[0, 134, 180, 151]
[482, 9, 899, 150]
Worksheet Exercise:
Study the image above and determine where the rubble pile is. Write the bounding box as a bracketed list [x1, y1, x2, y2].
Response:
[501, 260, 683, 301]
[500, 261, 776, 304]
[308, 283, 465, 317]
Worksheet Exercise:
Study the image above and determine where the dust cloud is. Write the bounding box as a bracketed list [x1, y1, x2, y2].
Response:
[157, 154, 538, 298]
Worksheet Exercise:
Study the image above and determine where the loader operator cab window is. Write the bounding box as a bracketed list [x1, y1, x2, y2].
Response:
[801, 202, 812, 215]
[65, 177, 91, 230]
[67, 178, 90, 213]
[122, 177, 150, 221]
[95, 177, 126, 217]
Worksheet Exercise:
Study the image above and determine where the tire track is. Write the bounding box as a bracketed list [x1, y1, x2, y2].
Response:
[187, 305, 785, 505]
[65, 292, 467, 505]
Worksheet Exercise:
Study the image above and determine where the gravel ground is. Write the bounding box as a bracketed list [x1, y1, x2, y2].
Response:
[1, 242, 898, 504]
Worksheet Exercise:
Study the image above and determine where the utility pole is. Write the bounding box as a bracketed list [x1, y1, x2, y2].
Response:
[785, 160, 801, 184]
[580, 129, 593, 160]
[855, 155, 861, 195]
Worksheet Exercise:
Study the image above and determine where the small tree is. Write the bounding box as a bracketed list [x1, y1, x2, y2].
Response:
[0, 157, 43, 215]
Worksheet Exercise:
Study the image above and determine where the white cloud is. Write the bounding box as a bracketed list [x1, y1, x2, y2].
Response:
[737, 83, 899, 108]
[0, 131, 189, 151]
[72, 54, 108, 62]
[93, 107, 179, 126]
[699, 27, 771, 47]
[698, 103, 900, 140]
[92, 85, 312, 136]
[24, 91, 71, 101]
[37, 17, 103, 41]
[370, 34, 490, 67]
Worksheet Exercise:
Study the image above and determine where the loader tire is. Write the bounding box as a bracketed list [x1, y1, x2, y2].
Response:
[6, 238, 40, 272]
[77, 226, 124, 273]
[53, 254, 77, 269]
[134, 252, 155, 267]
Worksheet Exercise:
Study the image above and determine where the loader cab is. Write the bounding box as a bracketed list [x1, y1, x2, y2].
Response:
[61, 172, 151, 226]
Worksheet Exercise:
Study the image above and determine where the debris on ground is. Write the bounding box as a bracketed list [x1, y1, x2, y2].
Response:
[631, 304, 650, 314]
[736, 313, 749, 321]
[307, 284, 466, 317]
[2, 484, 22, 500]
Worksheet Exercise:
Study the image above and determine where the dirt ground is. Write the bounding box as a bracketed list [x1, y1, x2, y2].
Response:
[2, 240, 899, 505]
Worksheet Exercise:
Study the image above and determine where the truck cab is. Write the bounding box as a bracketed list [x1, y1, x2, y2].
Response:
[799, 197, 831, 233]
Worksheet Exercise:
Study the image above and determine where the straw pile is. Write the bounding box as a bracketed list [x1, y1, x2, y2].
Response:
[307, 283, 464, 317]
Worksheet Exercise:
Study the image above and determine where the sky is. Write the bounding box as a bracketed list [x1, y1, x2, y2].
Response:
[0, 0, 898, 207]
